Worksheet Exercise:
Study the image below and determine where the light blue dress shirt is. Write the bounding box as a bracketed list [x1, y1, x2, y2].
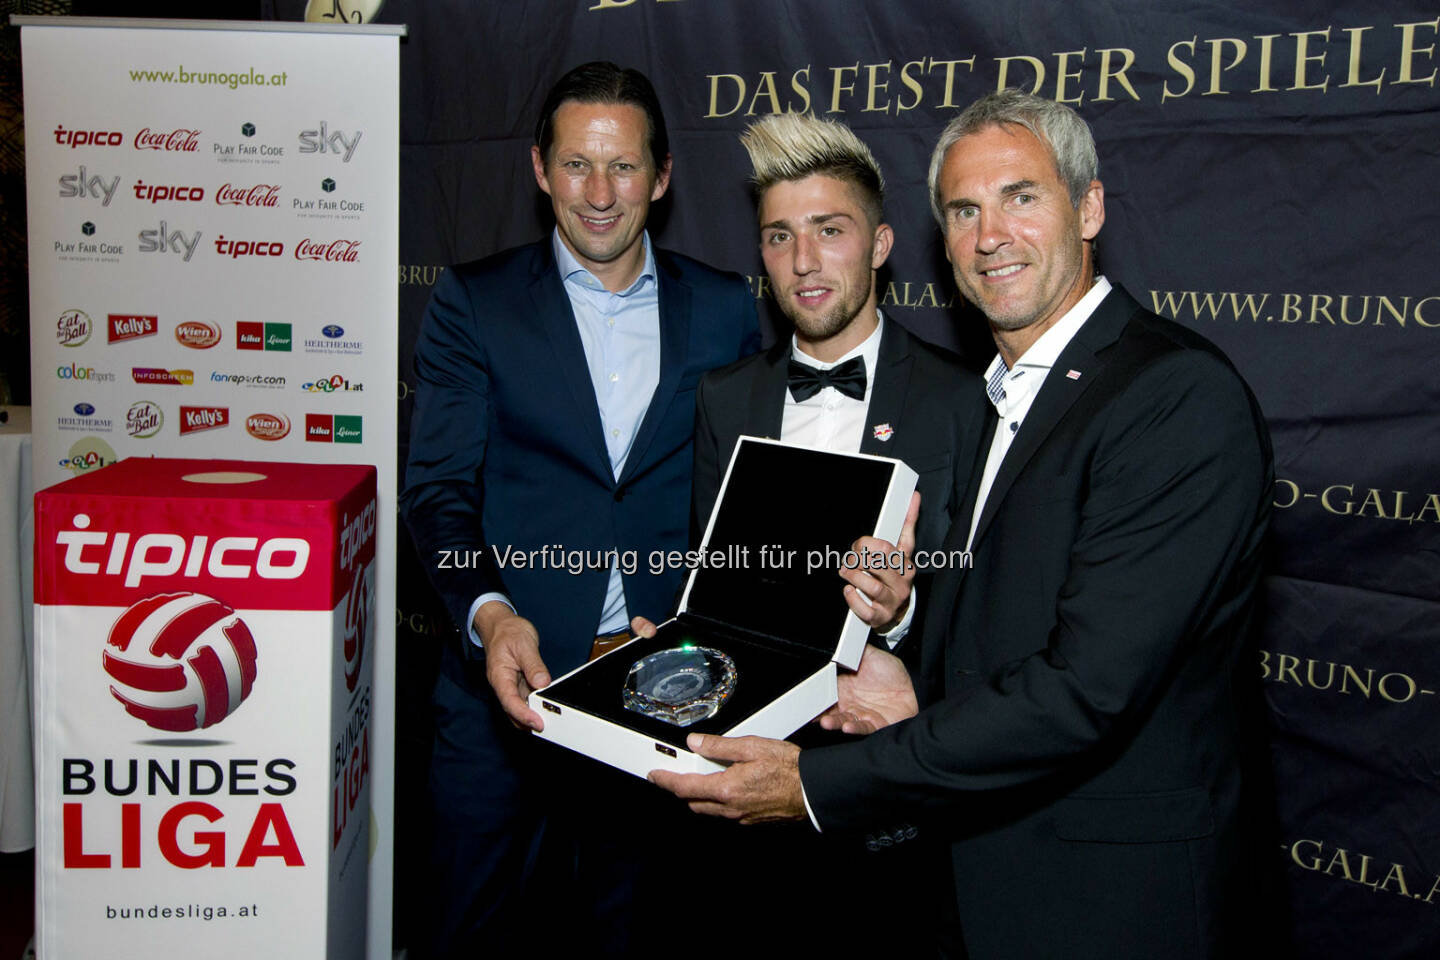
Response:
[468, 230, 661, 644]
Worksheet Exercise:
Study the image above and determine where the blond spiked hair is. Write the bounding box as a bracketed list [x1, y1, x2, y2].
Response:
[740, 113, 885, 225]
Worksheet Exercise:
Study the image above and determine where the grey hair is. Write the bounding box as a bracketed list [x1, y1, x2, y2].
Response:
[927, 89, 1098, 227]
[740, 112, 885, 225]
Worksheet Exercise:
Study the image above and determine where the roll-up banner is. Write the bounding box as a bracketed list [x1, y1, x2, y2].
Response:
[18, 16, 402, 959]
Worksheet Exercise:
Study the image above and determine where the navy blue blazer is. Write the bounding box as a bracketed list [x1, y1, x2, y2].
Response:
[401, 238, 760, 675]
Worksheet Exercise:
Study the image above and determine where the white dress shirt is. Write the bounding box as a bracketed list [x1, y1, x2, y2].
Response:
[966, 276, 1112, 551]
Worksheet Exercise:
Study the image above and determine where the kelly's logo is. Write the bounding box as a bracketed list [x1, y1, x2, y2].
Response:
[108, 314, 158, 343]
[179, 406, 229, 435]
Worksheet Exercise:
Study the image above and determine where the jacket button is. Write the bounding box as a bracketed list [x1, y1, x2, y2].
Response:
[614, 488, 625, 502]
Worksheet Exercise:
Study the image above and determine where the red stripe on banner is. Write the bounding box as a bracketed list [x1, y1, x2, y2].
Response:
[150, 598, 231, 659]
[106, 592, 185, 652]
[101, 650, 186, 692]
[110, 687, 198, 732]
[188, 645, 229, 726]
[223, 619, 258, 698]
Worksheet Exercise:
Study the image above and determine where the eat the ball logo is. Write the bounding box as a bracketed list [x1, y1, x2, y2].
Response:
[103, 592, 258, 732]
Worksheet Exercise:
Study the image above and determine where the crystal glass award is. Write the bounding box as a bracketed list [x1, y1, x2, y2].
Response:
[622, 645, 737, 727]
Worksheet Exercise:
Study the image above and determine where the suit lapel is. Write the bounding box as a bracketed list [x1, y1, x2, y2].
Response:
[528, 244, 612, 476]
[620, 250, 689, 483]
[858, 321, 913, 456]
[745, 342, 790, 439]
[968, 288, 1137, 550]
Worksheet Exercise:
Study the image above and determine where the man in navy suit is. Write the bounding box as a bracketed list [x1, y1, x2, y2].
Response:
[651, 90, 1275, 959]
[400, 61, 758, 956]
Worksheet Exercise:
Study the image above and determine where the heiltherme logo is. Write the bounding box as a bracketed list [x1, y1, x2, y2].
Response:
[128, 65, 288, 90]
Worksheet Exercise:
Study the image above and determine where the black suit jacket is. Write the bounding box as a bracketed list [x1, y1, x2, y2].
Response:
[691, 317, 987, 557]
[400, 238, 760, 679]
[799, 287, 1274, 959]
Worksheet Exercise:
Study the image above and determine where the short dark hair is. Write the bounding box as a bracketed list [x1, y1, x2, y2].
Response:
[533, 61, 670, 172]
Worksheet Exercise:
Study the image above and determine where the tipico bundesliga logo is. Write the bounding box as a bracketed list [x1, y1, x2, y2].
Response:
[103, 592, 258, 732]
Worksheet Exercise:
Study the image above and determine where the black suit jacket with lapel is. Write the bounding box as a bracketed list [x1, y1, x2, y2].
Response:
[798, 286, 1275, 959]
[401, 238, 760, 679]
[690, 317, 987, 557]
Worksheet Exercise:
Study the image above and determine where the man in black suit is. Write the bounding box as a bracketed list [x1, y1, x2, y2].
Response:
[400, 62, 758, 956]
[651, 90, 1274, 959]
[692, 113, 985, 573]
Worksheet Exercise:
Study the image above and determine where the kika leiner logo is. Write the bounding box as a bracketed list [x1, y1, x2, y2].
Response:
[305, 413, 362, 443]
[102, 592, 258, 732]
[237, 321, 291, 351]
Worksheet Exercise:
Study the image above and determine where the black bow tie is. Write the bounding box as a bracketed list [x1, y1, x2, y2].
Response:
[787, 356, 867, 402]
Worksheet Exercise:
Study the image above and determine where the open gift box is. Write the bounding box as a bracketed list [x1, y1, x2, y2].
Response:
[529, 436, 918, 777]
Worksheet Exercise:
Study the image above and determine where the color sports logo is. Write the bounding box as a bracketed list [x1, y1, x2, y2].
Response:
[102, 592, 258, 732]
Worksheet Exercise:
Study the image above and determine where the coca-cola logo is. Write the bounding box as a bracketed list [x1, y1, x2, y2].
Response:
[294, 238, 360, 263]
[175, 321, 221, 349]
[134, 127, 201, 152]
[245, 413, 291, 441]
[178, 405, 229, 435]
[215, 183, 281, 207]
[108, 314, 158, 343]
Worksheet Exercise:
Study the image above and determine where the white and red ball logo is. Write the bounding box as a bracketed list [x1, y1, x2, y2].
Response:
[103, 592, 258, 731]
[342, 563, 370, 693]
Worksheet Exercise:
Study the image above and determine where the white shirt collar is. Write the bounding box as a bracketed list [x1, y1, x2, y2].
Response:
[981, 276, 1111, 417]
[789, 310, 885, 377]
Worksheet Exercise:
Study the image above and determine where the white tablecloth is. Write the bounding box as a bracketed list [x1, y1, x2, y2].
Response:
[0, 406, 35, 851]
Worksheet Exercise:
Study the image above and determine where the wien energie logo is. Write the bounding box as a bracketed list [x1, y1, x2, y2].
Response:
[103, 592, 258, 732]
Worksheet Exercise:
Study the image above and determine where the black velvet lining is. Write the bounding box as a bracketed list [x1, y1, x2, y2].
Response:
[537, 615, 829, 750]
[687, 441, 897, 656]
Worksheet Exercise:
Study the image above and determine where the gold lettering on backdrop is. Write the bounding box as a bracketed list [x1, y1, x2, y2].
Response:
[880, 281, 956, 310]
[698, 20, 1440, 112]
[1094, 48, 1140, 101]
[1271, 479, 1440, 525]
[1163, 37, 1198, 101]
[1287, 839, 1440, 902]
[1259, 649, 1436, 701]
[1394, 18, 1440, 85]
[1251, 34, 1282, 91]
[1148, 289, 1439, 331]
[829, 63, 860, 113]
[1290, 28, 1332, 91]
[1205, 38, 1247, 95]
[588, 0, 683, 10]
[743, 275, 772, 302]
[398, 264, 446, 286]
[1342, 26, 1387, 91]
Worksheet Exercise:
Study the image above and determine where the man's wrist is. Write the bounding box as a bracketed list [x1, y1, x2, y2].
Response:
[469, 594, 516, 648]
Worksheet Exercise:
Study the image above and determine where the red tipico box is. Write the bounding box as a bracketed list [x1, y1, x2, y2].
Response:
[33, 459, 375, 960]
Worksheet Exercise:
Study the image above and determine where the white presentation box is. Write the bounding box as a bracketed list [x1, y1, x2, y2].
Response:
[530, 436, 918, 778]
[34, 458, 375, 960]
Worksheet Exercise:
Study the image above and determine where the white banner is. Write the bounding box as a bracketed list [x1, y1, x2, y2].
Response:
[20, 18, 401, 959]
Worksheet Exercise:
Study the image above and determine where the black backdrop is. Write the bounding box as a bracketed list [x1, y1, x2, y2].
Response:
[264, 1, 1440, 954]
